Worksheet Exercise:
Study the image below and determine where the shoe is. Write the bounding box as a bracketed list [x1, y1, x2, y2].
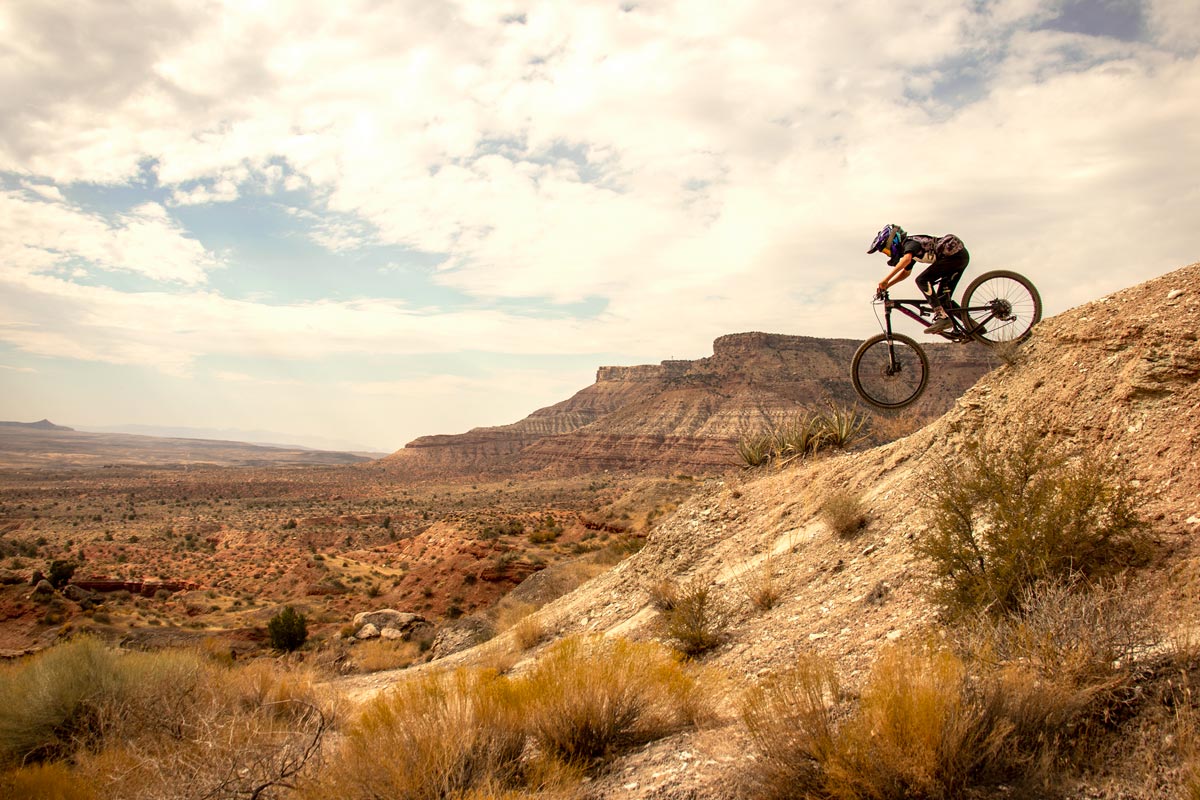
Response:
[924, 315, 953, 334]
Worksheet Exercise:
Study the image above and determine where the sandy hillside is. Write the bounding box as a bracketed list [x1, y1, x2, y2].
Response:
[337, 261, 1200, 799]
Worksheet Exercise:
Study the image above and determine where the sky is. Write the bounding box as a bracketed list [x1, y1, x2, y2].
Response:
[1, 0, 1198, 453]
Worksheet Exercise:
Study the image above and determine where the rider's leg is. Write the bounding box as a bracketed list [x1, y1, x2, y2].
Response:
[935, 250, 970, 313]
[916, 252, 969, 333]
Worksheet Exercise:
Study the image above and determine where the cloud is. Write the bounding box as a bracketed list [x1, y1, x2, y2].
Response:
[0, 191, 223, 285]
[1, 0, 1198, 446]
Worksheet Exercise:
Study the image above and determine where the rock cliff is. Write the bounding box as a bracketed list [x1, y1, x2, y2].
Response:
[383, 332, 997, 477]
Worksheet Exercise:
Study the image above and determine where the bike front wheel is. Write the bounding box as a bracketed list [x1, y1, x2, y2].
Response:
[851, 332, 930, 410]
[960, 270, 1042, 344]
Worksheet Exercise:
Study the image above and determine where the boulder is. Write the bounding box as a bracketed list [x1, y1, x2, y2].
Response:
[63, 584, 98, 604]
[0, 569, 25, 585]
[355, 623, 380, 640]
[32, 579, 54, 596]
[352, 609, 426, 636]
[380, 627, 405, 640]
[428, 616, 495, 660]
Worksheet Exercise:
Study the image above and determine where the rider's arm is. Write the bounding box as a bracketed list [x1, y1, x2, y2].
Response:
[877, 253, 915, 292]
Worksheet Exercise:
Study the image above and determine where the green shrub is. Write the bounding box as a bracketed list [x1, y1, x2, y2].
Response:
[658, 576, 729, 657]
[47, 560, 78, 589]
[739, 405, 870, 469]
[738, 433, 775, 468]
[267, 606, 309, 652]
[0, 637, 124, 763]
[813, 403, 870, 449]
[917, 428, 1148, 620]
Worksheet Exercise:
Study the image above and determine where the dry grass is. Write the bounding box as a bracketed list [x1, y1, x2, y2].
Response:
[819, 489, 868, 538]
[519, 635, 711, 767]
[310, 668, 526, 800]
[740, 654, 842, 798]
[0, 761, 96, 799]
[0, 638, 334, 799]
[495, 600, 548, 651]
[736, 556, 786, 612]
[741, 581, 1164, 799]
[741, 645, 1012, 799]
[348, 638, 422, 673]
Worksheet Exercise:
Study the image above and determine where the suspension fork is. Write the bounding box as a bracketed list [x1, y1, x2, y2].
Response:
[882, 298, 901, 374]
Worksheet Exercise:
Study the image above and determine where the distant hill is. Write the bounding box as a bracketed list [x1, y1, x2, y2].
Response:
[0, 426, 378, 470]
[381, 332, 999, 477]
[77, 424, 383, 455]
[0, 419, 74, 432]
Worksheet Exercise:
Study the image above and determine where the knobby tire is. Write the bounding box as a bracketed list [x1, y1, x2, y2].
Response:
[851, 332, 929, 410]
[960, 270, 1042, 344]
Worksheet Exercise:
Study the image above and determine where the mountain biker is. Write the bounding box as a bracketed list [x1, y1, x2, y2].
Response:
[868, 224, 970, 334]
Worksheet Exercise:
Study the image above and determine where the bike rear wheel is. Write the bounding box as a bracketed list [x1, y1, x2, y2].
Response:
[851, 332, 929, 410]
[960, 270, 1041, 344]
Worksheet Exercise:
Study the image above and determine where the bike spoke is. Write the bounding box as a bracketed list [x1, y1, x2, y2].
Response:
[852, 335, 928, 408]
[961, 272, 1042, 344]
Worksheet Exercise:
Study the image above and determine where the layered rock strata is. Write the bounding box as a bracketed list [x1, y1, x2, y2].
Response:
[384, 332, 997, 477]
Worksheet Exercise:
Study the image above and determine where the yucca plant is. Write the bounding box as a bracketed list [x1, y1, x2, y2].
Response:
[772, 417, 828, 463]
[737, 433, 775, 468]
[814, 403, 870, 449]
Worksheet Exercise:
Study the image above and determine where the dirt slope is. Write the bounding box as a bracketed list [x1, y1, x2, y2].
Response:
[344, 262, 1200, 798]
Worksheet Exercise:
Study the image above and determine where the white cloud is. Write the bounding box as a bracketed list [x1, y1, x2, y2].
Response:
[0, 191, 223, 285]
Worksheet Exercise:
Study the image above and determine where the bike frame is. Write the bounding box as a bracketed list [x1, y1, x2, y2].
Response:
[875, 292, 977, 344]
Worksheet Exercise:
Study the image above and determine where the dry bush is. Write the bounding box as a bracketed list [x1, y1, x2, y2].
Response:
[735, 555, 786, 612]
[1, 761, 96, 799]
[820, 489, 868, 538]
[740, 654, 842, 798]
[740, 645, 1015, 800]
[311, 668, 526, 800]
[828, 646, 1012, 799]
[657, 575, 730, 657]
[349, 638, 421, 672]
[955, 580, 1157, 755]
[519, 635, 710, 768]
[0, 638, 332, 799]
[918, 427, 1149, 620]
[1174, 691, 1200, 800]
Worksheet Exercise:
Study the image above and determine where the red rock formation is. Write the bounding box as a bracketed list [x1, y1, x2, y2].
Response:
[381, 332, 996, 477]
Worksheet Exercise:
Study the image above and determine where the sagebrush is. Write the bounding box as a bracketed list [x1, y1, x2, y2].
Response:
[917, 428, 1148, 619]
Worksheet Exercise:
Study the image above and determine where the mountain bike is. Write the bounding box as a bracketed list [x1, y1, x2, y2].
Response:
[851, 270, 1042, 409]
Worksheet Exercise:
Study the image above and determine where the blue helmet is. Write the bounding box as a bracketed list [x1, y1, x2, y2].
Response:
[867, 224, 906, 254]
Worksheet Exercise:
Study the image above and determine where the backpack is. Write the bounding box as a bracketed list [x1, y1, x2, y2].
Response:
[935, 234, 965, 258]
